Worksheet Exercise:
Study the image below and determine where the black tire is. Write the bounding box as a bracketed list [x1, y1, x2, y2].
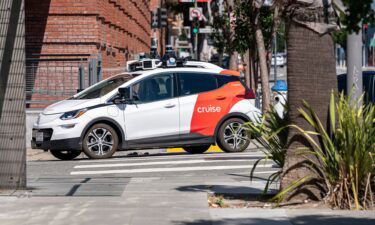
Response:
[82, 123, 119, 159]
[217, 118, 250, 153]
[183, 145, 211, 154]
[50, 150, 81, 160]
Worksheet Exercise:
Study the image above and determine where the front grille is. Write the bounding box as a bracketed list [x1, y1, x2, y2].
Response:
[32, 128, 53, 141]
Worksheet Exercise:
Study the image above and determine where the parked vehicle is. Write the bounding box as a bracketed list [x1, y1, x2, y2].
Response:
[32, 59, 261, 160]
[337, 70, 375, 104]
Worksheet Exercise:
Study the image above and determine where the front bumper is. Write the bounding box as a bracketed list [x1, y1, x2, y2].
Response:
[31, 128, 81, 151]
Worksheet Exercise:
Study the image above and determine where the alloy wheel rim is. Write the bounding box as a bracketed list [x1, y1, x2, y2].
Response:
[223, 122, 248, 149]
[86, 128, 114, 156]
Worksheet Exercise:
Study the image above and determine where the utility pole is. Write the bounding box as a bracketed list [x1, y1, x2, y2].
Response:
[273, 34, 277, 83]
[218, 0, 224, 15]
[218, 0, 224, 66]
[194, 0, 198, 60]
[0, 0, 26, 189]
[347, 28, 363, 103]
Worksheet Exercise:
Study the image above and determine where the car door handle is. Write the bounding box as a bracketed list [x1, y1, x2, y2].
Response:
[216, 96, 226, 100]
[164, 103, 176, 108]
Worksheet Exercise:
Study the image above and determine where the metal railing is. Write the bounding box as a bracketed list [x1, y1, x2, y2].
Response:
[26, 54, 102, 108]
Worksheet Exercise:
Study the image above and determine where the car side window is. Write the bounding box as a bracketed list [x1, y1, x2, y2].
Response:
[178, 73, 218, 96]
[131, 73, 173, 103]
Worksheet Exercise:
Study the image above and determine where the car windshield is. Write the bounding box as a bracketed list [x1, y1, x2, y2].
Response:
[71, 75, 129, 100]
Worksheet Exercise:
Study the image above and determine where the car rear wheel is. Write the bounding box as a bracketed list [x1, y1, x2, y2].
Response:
[217, 118, 250, 153]
[183, 145, 210, 154]
[82, 123, 119, 159]
[50, 150, 81, 160]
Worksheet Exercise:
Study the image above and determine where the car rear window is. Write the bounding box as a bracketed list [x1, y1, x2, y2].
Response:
[178, 73, 218, 96]
[215, 75, 239, 88]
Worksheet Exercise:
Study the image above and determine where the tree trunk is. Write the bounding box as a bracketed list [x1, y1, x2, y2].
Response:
[245, 48, 257, 92]
[255, 27, 271, 113]
[229, 51, 238, 70]
[281, 21, 337, 200]
[244, 49, 251, 89]
[227, 0, 237, 71]
[249, 52, 257, 92]
[219, 52, 223, 68]
[0, 0, 26, 189]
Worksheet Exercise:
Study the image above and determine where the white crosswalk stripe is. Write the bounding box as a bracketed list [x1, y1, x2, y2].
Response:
[75, 159, 259, 169]
[70, 152, 278, 176]
[71, 165, 275, 175]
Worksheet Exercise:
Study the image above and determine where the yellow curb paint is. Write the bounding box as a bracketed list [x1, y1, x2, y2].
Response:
[167, 146, 223, 153]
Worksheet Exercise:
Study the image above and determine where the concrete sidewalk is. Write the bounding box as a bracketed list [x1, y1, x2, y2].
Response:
[1, 176, 374, 225]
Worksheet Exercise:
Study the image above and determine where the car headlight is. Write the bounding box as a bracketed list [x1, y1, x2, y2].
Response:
[60, 109, 87, 120]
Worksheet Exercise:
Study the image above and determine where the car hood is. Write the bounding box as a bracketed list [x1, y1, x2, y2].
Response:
[43, 99, 98, 115]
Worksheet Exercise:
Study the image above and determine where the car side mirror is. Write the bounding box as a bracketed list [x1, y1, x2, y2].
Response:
[113, 96, 125, 104]
[113, 87, 132, 104]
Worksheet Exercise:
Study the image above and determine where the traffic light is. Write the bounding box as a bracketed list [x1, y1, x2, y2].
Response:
[363, 24, 368, 44]
[151, 10, 158, 28]
[158, 8, 167, 28]
[151, 8, 168, 29]
[192, 17, 199, 34]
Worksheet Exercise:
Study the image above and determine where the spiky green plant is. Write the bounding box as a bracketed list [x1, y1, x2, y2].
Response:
[246, 104, 289, 194]
[290, 92, 375, 209]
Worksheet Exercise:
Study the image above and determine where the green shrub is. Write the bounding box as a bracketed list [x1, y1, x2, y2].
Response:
[289, 92, 375, 209]
[246, 104, 289, 194]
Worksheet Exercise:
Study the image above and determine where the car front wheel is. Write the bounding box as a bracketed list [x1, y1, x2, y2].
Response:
[82, 123, 119, 159]
[217, 118, 250, 153]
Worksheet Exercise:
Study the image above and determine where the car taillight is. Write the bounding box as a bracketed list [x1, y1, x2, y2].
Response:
[245, 89, 256, 99]
[236, 89, 256, 99]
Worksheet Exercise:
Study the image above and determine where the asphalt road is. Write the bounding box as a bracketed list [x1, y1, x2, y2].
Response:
[26, 149, 279, 197]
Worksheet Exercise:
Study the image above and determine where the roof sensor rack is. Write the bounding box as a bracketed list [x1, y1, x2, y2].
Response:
[126, 58, 162, 72]
[126, 46, 189, 72]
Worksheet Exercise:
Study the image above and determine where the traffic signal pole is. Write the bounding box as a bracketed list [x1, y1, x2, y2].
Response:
[194, 0, 198, 60]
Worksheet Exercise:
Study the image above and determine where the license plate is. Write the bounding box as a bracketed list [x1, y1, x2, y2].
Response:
[36, 132, 44, 142]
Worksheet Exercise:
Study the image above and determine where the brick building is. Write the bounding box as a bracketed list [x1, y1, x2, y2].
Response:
[25, 0, 160, 107]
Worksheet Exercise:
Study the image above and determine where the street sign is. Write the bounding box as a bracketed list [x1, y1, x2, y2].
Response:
[199, 26, 213, 34]
[189, 7, 203, 21]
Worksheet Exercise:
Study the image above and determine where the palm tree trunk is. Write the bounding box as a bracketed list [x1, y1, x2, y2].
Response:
[281, 21, 337, 199]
